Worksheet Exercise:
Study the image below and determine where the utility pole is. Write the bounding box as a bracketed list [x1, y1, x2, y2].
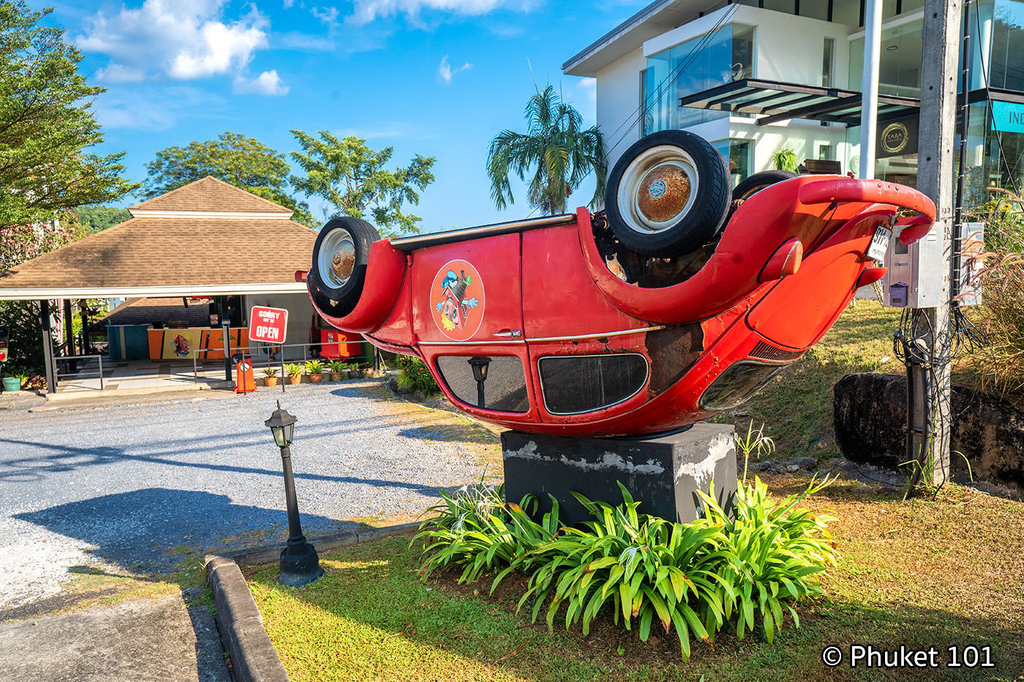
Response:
[909, 0, 963, 487]
[859, 0, 883, 179]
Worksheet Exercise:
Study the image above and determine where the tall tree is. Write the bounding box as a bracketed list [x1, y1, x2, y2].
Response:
[487, 85, 606, 216]
[0, 1, 135, 233]
[290, 131, 435, 238]
[74, 206, 131, 234]
[143, 132, 316, 226]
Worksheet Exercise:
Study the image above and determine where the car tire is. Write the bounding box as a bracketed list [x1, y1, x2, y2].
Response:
[732, 170, 797, 202]
[605, 130, 730, 258]
[308, 216, 380, 318]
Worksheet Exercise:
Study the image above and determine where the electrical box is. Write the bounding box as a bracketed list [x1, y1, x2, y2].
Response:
[881, 220, 983, 308]
[882, 219, 947, 308]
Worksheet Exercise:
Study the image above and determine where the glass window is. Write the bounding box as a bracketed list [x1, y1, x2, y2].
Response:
[762, 0, 796, 13]
[818, 143, 835, 160]
[435, 356, 529, 413]
[800, 1, 830, 21]
[539, 354, 648, 415]
[822, 37, 835, 87]
[698, 361, 786, 411]
[644, 23, 756, 133]
[849, 17, 923, 98]
[901, 0, 925, 12]
[713, 139, 752, 186]
[989, 0, 1024, 93]
[832, 0, 862, 25]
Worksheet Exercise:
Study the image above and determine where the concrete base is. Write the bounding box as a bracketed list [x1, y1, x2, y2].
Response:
[501, 424, 737, 526]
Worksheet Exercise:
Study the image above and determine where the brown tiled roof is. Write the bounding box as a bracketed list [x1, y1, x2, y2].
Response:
[0, 216, 316, 289]
[102, 297, 213, 327]
[128, 176, 293, 215]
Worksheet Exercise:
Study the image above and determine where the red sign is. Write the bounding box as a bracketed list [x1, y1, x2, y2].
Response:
[249, 306, 288, 344]
[0, 349, 6, 363]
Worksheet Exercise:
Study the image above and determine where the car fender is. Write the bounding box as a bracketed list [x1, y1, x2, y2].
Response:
[311, 239, 407, 333]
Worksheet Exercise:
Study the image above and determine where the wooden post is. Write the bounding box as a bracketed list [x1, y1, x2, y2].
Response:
[909, 0, 963, 486]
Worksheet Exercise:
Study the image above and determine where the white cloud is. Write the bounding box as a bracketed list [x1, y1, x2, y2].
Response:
[233, 70, 290, 96]
[77, 0, 270, 82]
[91, 85, 224, 131]
[311, 5, 340, 27]
[437, 55, 471, 84]
[349, 0, 530, 25]
[576, 77, 596, 102]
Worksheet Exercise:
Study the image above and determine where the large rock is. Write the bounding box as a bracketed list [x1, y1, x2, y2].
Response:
[833, 373, 1024, 491]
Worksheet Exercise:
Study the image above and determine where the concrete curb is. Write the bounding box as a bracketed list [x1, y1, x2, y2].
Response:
[205, 522, 420, 681]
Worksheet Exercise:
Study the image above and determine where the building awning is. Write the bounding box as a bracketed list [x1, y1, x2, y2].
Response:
[678, 78, 920, 126]
[0, 177, 315, 301]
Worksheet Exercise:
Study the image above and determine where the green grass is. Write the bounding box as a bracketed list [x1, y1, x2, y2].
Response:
[714, 299, 903, 462]
[247, 478, 1024, 681]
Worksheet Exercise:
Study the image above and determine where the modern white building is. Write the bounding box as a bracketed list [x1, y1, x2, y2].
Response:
[564, 0, 1024, 202]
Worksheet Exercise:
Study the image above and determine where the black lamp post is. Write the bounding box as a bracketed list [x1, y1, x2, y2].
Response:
[265, 401, 323, 587]
[468, 356, 490, 408]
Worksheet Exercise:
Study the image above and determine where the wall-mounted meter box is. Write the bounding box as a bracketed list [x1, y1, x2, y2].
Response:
[881, 220, 984, 308]
[881, 219, 947, 308]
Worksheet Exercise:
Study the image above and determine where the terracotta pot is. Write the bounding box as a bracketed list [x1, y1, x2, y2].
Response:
[359, 368, 372, 378]
[264, 376, 279, 387]
[286, 375, 301, 385]
[348, 369, 361, 379]
[329, 372, 341, 382]
[309, 373, 323, 384]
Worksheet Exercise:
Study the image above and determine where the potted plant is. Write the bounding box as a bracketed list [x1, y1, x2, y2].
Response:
[305, 359, 325, 383]
[358, 363, 373, 378]
[328, 360, 345, 382]
[285, 363, 303, 385]
[346, 362, 361, 379]
[262, 367, 279, 387]
[2, 374, 21, 393]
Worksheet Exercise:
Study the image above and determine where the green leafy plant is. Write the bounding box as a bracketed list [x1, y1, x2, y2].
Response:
[261, 367, 279, 378]
[284, 363, 303, 377]
[414, 485, 559, 584]
[415, 477, 839, 660]
[304, 359, 325, 375]
[393, 354, 439, 394]
[328, 360, 346, 374]
[772, 148, 798, 172]
[735, 422, 775, 482]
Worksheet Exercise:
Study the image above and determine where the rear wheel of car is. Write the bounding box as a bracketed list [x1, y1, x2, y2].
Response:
[605, 130, 730, 258]
[308, 217, 380, 318]
[732, 170, 797, 202]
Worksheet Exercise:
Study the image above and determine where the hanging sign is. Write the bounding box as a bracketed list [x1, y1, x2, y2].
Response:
[876, 115, 919, 159]
[249, 306, 289, 344]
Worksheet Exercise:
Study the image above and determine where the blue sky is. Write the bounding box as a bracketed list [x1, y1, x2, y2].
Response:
[32, 0, 650, 232]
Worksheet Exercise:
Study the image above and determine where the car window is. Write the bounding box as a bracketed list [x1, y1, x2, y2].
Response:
[698, 360, 785, 411]
[435, 356, 530, 413]
[539, 353, 648, 415]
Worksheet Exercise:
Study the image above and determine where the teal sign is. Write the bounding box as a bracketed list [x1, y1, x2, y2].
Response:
[991, 100, 1024, 134]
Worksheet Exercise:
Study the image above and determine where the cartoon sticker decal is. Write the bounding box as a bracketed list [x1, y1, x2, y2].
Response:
[170, 333, 192, 357]
[430, 260, 485, 341]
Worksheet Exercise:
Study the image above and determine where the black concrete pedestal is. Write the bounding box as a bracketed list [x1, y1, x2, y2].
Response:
[501, 424, 737, 526]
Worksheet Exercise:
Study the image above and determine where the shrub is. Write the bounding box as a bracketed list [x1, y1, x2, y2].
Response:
[393, 354, 439, 394]
[415, 478, 838, 660]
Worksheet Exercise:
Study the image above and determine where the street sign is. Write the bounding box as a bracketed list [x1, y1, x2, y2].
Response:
[249, 306, 289, 344]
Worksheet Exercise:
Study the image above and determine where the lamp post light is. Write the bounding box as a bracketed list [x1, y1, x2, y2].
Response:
[468, 356, 490, 408]
[265, 401, 323, 587]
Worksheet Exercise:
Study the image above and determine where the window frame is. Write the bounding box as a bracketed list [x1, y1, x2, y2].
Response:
[434, 354, 532, 414]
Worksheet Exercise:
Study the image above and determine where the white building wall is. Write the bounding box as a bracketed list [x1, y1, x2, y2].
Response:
[596, 47, 647, 170]
[592, 5, 864, 175]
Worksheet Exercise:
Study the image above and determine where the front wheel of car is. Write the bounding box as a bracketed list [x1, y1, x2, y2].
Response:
[308, 216, 380, 318]
[605, 130, 730, 258]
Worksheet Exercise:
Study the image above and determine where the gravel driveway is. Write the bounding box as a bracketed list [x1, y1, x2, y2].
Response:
[0, 382, 498, 611]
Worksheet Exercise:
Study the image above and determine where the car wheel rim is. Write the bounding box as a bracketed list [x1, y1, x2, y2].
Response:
[319, 228, 356, 289]
[617, 145, 699, 235]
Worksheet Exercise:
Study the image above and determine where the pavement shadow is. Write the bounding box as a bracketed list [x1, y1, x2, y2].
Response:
[14, 487, 346, 572]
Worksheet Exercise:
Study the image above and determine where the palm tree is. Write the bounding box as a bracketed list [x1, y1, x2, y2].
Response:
[487, 85, 606, 216]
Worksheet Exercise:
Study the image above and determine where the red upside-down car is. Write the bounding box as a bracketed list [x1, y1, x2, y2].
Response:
[305, 131, 935, 438]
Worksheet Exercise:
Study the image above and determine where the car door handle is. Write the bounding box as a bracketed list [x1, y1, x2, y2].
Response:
[494, 329, 522, 338]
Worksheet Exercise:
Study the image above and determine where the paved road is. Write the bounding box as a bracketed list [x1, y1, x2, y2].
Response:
[0, 382, 497, 610]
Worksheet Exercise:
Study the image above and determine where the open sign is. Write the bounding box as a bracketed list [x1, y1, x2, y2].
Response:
[249, 306, 289, 344]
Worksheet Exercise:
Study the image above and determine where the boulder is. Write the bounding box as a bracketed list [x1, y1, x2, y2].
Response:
[833, 373, 1024, 491]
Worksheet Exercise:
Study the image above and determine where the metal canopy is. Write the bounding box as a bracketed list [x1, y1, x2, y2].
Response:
[678, 78, 920, 126]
